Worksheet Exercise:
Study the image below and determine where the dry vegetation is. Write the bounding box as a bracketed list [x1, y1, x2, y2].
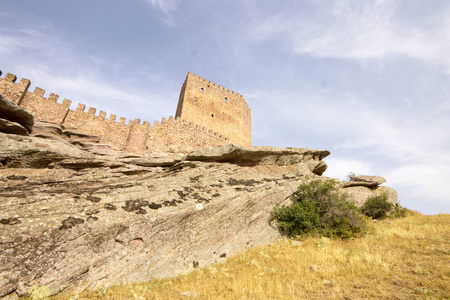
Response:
[49, 213, 449, 300]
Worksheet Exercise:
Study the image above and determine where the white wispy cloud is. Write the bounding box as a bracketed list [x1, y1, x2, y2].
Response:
[259, 87, 450, 164]
[0, 29, 48, 55]
[251, 87, 450, 213]
[0, 27, 174, 123]
[323, 157, 373, 180]
[248, 0, 450, 71]
[143, 0, 178, 26]
[0, 28, 77, 64]
[145, 0, 178, 13]
[387, 163, 450, 214]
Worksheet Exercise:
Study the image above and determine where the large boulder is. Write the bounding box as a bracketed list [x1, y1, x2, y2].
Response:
[0, 118, 29, 136]
[0, 93, 34, 133]
[0, 137, 331, 297]
[341, 186, 398, 207]
[343, 175, 387, 187]
[186, 144, 330, 175]
[339, 175, 396, 206]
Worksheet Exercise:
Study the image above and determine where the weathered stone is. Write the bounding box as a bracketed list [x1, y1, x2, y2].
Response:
[0, 135, 331, 297]
[0, 93, 34, 133]
[0, 133, 95, 168]
[342, 185, 398, 207]
[289, 240, 304, 247]
[310, 265, 320, 272]
[54, 158, 125, 169]
[186, 144, 330, 168]
[180, 291, 197, 298]
[118, 156, 183, 167]
[343, 175, 387, 187]
[32, 121, 64, 136]
[0, 128, 397, 298]
[0, 291, 19, 300]
[0, 118, 29, 136]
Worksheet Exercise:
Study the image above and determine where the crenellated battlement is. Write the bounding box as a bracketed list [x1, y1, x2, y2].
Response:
[73, 102, 130, 125]
[0, 69, 247, 154]
[176, 72, 251, 146]
[188, 72, 244, 98]
[0, 70, 148, 128]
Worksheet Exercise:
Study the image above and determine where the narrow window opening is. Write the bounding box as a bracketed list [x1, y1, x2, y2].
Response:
[224, 97, 228, 102]
[200, 88, 204, 93]
[211, 114, 214, 118]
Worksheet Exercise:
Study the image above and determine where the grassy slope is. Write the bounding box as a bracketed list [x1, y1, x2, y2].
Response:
[53, 214, 448, 300]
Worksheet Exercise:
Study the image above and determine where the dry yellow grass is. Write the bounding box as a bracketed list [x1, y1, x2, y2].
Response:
[52, 213, 448, 300]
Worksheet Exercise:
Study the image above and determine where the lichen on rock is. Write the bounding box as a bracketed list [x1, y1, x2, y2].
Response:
[0, 118, 397, 298]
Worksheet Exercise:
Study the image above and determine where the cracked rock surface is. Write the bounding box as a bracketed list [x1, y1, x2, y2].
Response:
[0, 128, 397, 298]
[0, 132, 331, 297]
[0, 94, 34, 134]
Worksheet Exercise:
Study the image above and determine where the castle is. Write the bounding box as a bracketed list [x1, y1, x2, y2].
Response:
[0, 70, 251, 154]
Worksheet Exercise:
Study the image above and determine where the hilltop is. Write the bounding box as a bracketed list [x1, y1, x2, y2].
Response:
[1, 75, 399, 298]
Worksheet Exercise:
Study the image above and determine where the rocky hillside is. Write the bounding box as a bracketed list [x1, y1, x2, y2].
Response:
[0, 94, 397, 298]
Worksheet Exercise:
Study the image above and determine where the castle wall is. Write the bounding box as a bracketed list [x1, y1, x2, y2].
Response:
[20, 87, 72, 124]
[0, 71, 30, 105]
[124, 120, 149, 154]
[0, 69, 233, 155]
[146, 116, 228, 153]
[63, 105, 132, 151]
[175, 72, 251, 146]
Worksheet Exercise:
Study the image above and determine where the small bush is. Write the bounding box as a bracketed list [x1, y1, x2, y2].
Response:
[388, 202, 416, 218]
[360, 194, 393, 219]
[271, 179, 366, 239]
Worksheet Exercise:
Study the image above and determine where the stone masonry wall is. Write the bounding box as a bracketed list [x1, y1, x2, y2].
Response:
[175, 72, 251, 147]
[20, 87, 72, 124]
[0, 69, 230, 154]
[0, 72, 30, 105]
[146, 117, 228, 153]
[63, 104, 132, 151]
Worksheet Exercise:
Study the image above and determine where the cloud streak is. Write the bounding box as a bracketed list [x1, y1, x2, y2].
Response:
[0, 26, 174, 123]
[143, 0, 178, 26]
[248, 86, 450, 214]
[247, 0, 450, 71]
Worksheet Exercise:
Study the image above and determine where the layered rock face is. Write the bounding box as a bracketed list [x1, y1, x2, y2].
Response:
[0, 96, 398, 298]
[0, 132, 331, 297]
[340, 175, 398, 207]
[0, 93, 34, 136]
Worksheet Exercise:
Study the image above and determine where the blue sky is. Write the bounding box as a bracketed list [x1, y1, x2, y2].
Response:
[1, 0, 449, 214]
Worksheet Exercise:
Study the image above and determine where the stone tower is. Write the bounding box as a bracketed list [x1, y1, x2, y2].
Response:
[175, 72, 251, 146]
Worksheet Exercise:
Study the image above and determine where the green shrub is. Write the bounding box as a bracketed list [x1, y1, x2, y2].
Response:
[360, 193, 393, 219]
[388, 202, 415, 218]
[271, 179, 366, 239]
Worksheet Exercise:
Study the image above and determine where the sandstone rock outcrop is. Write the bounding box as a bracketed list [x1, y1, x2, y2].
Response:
[186, 145, 330, 175]
[342, 185, 398, 207]
[343, 175, 387, 187]
[0, 131, 331, 298]
[0, 93, 34, 134]
[339, 175, 397, 206]
[0, 118, 29, 136]
[0, 120, 398, 299]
